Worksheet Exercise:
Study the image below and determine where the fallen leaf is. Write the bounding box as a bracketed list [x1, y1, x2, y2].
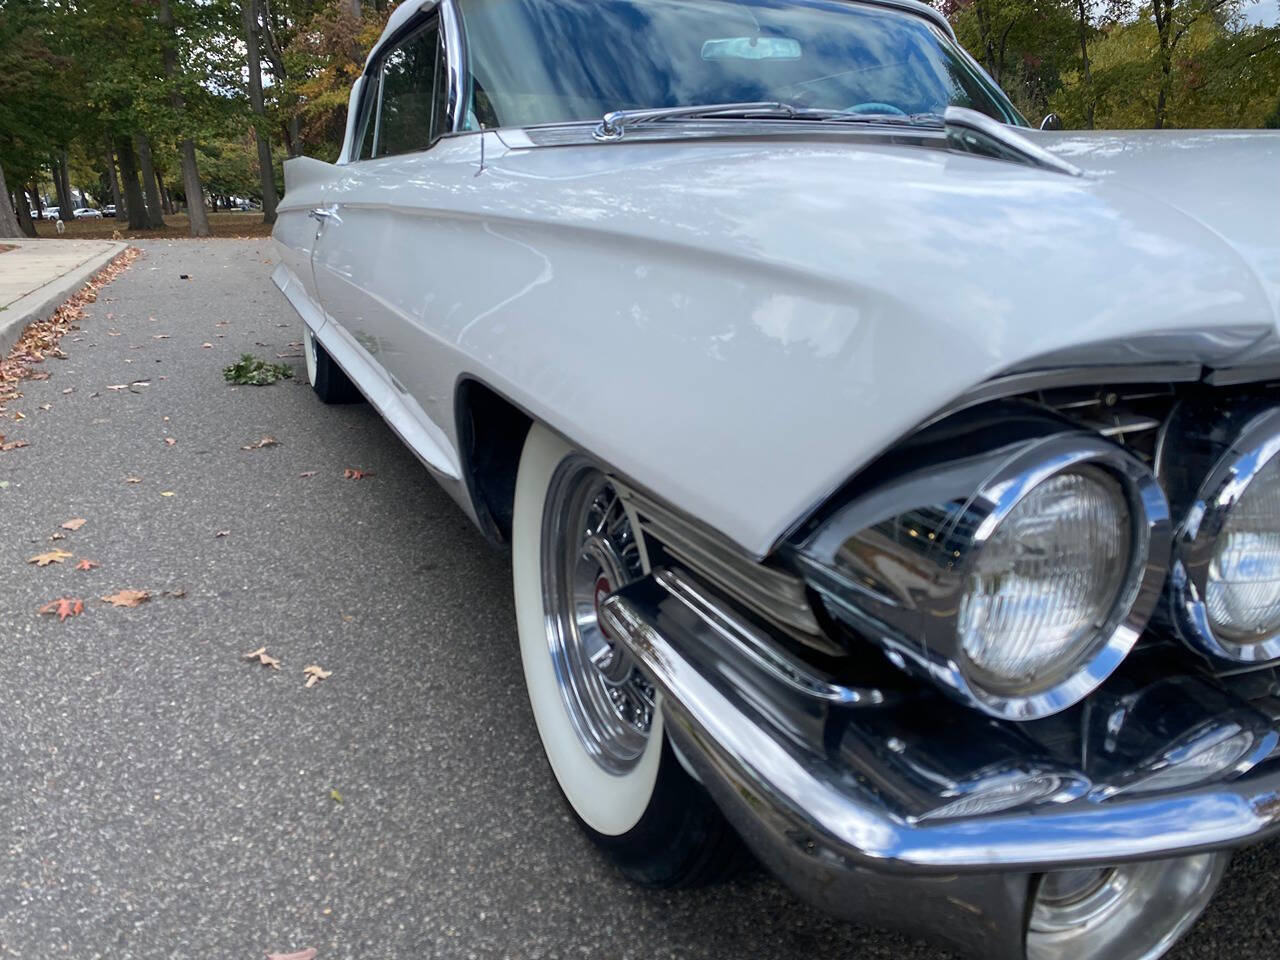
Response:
[39, 403, 51, 411]
[61, 388, 74, 394]
[164, 437, 176, 446]
[100, 589, 150, 608]
[49, 532, 65, 541]
[124, 476, 142, 484]
[241, 435, 279, 450]
[1, 439, 28, 451]
[75, 559, 99, 571]
[13, 411, 24, 420]
[39, 597, 83, 621]
[304, 665, 332, 688]
[299, 471, 316, 478]
[28, 549, 73, 567]
[266, 950, 316, 960]
[160, 491, 175, 497]
[214, 530, 229, 538]
[106, 384, 128, 391]
[329, 789, 343, 804]
[244, 646, 281, 669]
[61, 518, 87, 531]
[166, 588, 186, 598]
[151, 334, 170, 340]
[201, 342, 213, 349]
[343, 468, 372, 480]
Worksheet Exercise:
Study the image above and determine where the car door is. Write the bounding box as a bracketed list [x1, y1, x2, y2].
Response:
[313, 11, 458, 391]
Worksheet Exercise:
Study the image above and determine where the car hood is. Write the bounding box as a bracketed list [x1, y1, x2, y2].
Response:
[461, 128, 1280, 555]
[1027, 128, 1280, 364]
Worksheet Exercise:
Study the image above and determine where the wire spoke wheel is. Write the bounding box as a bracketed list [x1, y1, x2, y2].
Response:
[541, 457, 654, 774]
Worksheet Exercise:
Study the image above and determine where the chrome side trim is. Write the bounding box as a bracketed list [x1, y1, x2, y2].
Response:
[653, 568, 877, 706]
[616, 484, 828, 645]
[600, 576, 1280, 875]
[944, 106, 1083, 176]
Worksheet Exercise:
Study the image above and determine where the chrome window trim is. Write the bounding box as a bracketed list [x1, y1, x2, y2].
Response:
[796, 428, 1172, 720]
[1170, 406, 1280, 663]
[943, 106, 1082, 176]
[344, 0, 467, 164]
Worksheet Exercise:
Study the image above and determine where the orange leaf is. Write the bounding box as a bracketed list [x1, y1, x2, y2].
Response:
[100, 589, 150, 608]
[39, 597, 84, 621]
[343, 468, 372, 480]
[75, 559, 99, 571]
[61, 517, 87, 531]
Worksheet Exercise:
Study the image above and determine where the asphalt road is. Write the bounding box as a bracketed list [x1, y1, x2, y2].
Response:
[0, 238, 1276, 960]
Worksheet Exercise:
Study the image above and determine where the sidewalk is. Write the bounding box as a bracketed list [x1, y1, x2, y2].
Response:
[0, 238, 128, 354]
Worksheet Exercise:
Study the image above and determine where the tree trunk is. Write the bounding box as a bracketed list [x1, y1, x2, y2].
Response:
[0, 166, 22, 238]
[115, 136, 149, 231]
[134, 132, 167, 228]
[1074, 0, 1094, 129]
[241, 0, 279, 224]
[15, 188, 37, 237]
[158, 0, 212, 237]
[156, 172, 173, 215]
[59, 152, 75, 218]
[103, 139, 124, 218]
[30, 182, 44, 219]
[51, 154, 72, 217]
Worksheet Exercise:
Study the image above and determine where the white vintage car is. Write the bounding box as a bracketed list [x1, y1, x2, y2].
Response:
[271, 1, 1280, 957]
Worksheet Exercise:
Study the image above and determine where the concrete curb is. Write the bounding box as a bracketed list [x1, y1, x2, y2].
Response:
[0, 241, 130, 357]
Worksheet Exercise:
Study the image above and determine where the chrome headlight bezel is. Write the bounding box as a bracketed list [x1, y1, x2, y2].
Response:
[1168, 406, 1280, 664]
[794, 419, 1171, 721]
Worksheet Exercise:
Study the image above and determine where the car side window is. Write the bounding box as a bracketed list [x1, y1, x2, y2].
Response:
[354, 17, 450, 160]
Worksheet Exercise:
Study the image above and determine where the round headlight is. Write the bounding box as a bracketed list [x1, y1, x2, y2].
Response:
[1205, 452, 1280, 642]
[958, 467, 1132, 696]
[796, 423, 1170, 722]
[1169, 406, 1280, 664]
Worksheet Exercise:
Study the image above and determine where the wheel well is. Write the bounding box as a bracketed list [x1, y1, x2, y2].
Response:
[456, 379, 533, 547]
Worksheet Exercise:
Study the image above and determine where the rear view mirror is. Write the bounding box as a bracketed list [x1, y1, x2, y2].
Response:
[701, 37, 802, 61]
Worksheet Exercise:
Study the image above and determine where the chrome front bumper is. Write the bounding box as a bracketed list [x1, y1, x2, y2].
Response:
[601, 569, 1280, 959]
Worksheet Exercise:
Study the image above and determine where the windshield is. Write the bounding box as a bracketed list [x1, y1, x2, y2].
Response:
[455, 0, 1023, 130]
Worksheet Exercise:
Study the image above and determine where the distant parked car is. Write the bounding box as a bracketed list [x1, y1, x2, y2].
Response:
[102, 204, 117, 218]
[72, 207, 103, 219]
[43, 207, 60, 220]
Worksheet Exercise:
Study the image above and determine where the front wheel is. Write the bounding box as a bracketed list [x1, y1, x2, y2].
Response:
[512, 423, 742, 887]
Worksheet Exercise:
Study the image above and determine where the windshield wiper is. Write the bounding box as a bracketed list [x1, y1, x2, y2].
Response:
[592, 102, 943, 141]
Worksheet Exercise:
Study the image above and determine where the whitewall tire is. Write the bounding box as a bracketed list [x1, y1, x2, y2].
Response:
[303, 324, 362, 404]
[512, 423, 743, 885]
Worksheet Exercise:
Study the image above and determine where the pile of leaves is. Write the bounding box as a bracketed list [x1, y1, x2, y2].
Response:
[223, 354, 294, 386]
[0, 248, 141, 425]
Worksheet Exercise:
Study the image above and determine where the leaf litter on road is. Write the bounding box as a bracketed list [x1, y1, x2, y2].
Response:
[267, 950, 316, 960]
[100, 589, 150, 608]
[241, 435, 279, 450]
[244, 646, 281, 669]
[39, 597, 84, 621]
[28, 549, 73, 567]
[343, 468, 373, 480]
[61, 518, 87, 531]
[304, 665, 332, 688]
[75, 559, 99, 571]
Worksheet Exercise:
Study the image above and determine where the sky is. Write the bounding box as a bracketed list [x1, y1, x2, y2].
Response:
[1243, 0, 1280, 25]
